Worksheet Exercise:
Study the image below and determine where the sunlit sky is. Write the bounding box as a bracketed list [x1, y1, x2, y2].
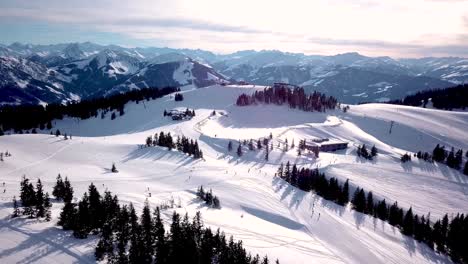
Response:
[0, 0, 467, 57]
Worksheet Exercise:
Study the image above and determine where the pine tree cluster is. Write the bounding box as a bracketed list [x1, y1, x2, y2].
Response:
[145, 132, 203, 159]
[357, 144, 377, 160]
[388, 84, 468, 110]
[15, 176, 52, 220]
[196, 186, 221, 209]
[236, 86, 337, 112]
[415, 151, 433, 162]
[432, 145, 466, 175]
[174, 93, 184, 101]
[276, 162, 468, 263]
[0, 87, 178, 134]
[57, 181, 120, 239]
[277, 162, 349, 206]
[53, 179, 276, 264]
[229, 136, 273, 160]
[400, 153, 412, 163]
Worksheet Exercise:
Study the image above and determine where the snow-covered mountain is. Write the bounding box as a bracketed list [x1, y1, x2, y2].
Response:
[1, 42, 467, 105]
[1, 84, 466, 263]
[0, 56, 71, 105]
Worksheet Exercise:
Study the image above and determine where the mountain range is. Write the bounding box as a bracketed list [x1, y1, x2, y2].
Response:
[0, 42, 467, 105]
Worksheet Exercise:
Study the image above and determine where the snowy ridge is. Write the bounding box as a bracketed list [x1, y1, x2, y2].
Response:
[0, 85, 466, 263]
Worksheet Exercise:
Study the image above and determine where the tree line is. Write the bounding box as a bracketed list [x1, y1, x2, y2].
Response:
[145, 132, 203, 159]
[50, 178, 277, 263]
[387, 84, 468, 110]
[0, 86, 178, 134]
[276, 162, 468, 263]
[236, 86, 338, 112]
[408, 145, 468, 176]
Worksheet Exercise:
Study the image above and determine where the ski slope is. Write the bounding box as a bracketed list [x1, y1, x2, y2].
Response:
[1, 84, 467, 263]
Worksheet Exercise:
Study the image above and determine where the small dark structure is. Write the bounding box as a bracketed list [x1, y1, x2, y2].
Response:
[165, 109, 194, 121]
[320, 142, 348, 152]
[303, 139, 348, 157]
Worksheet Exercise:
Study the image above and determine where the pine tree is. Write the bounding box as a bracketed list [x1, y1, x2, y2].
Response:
[140, 201, 153, 263]
[63, 177, 74, 203]
[402, 207, 414, 236]
[128, 203, 142, 263]
[95, 222, 115, 261]
[35, 179, 45, 218]
[237, 144, 243, 157]
[111, 163, 118, 173]
[58, 200, 77, 230]
[44, 193, 52, 221]
[55, 129, 61, 137]
[115, 205, 131, 264]
[265, 144, 269, 161]
[352, 188, 366, 213]
[74, 193, 91, 238]
[53, 174, 65, 200]
[371, 145, 378, 157]
[339, 179, 350, 205]
[88, 183, 102, 232]
[12, 196, 19, 218]
[277, 163, 284, 178]
[153, 207, 167, 264]
[213, 196, 221, 208]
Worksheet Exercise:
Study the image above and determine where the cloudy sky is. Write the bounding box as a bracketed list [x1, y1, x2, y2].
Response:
[0, 0, 467, 57]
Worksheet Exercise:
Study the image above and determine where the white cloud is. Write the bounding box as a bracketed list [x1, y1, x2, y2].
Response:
[0, 0, 467, 57]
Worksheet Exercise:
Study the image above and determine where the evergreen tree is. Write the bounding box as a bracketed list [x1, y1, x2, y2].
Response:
[128, 203, 142, 263]
[111, 163, 118, 173]
[265, 144, 269, 161]
[257, 139, 262, 149]
[58, 200, 77, 230]
[44, 193, 52, 221]
[63, 177, 74, 203]
[115, 205, 131, 264]
[35, 179, 45, 218]
[339, 179, 349, 205]
[95, 222, 115, 261]
[88, 183, 102, 232]
[74, 193, 91, 238]
[371, 145, 378, 157]
[463, 160, 468, 176]
[55, 129, 61, 137]
[140, 201, 153, 263]
[277, 163, 284, 178]
[352, 188, 366, 213]
[376, 199, 388, 221]
[53, 174, 65, 200]
[153, 207, 167, 264]
[213, 196, 221, 208]
[402, 207, 414, 236]
[237, 144, 243, 157]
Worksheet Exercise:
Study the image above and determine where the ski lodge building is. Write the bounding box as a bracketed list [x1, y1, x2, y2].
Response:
[304, 138, 348, 157]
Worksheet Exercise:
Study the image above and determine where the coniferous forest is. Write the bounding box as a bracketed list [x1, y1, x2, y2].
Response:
[145, 132, 203, 159]
[0, 87, 178, 134]
[276, 162, 468, 263]
[388, 84, 468, 110]
[12, 176, 277, 263]
[236, 86, 338, 112]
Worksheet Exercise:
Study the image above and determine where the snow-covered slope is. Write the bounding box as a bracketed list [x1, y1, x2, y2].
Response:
[0, 85, 466, 263]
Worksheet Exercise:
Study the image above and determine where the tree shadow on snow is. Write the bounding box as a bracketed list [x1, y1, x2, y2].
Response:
[0, 217, 94, 263]
[240, 206, 305, 230]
